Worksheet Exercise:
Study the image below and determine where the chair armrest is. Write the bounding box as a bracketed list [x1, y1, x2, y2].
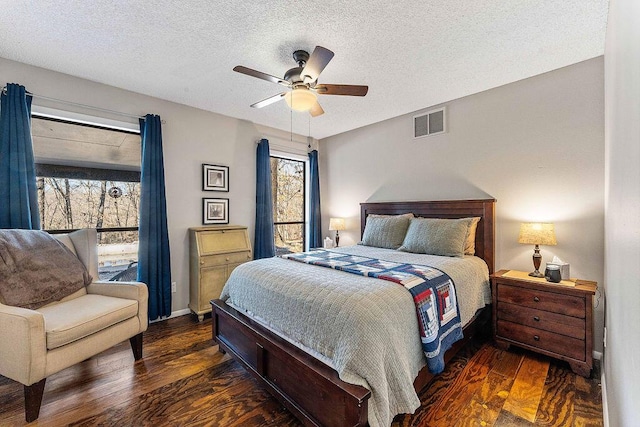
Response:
[0, 304, 47, 385]
[87, 281, 147, 301]
[87, 281, 149, 331]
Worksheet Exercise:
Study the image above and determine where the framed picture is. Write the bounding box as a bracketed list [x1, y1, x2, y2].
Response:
[203, 198, 229, 225]
[203, 164, 229, 192]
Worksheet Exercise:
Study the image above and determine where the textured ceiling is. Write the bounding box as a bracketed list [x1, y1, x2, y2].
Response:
[0, 1, 608, 139]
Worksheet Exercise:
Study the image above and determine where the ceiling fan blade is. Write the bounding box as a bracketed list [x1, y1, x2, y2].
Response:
[301, 46, 334, 83]
[315, 84, 369, 96]
[250, 92, 287, 108]
[309, 101, 324, 117]
[233, 66, 291, 87]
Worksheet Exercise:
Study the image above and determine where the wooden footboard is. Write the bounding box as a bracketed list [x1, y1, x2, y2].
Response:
[212, 299, 371, 427]
[212, 299, 490, 426]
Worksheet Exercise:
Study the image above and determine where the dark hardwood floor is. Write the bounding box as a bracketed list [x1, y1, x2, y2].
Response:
[0, 315, 602, 426]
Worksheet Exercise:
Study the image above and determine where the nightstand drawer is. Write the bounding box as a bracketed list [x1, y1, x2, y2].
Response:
[497, 302, 585, 339]
[497, 284, 585, 318]
[497, 320, 585, 361]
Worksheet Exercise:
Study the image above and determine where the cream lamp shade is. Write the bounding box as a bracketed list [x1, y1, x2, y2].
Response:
[518, 223, 557, 245]
[284, 88, 317, 112]
[328, 218, 346, 231]
[518, 222, 557, 277]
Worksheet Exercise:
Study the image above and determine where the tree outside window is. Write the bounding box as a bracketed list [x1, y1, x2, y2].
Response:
[270, 156, 306, 254]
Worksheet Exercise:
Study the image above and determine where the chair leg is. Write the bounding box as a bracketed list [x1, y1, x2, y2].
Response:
[129, 333, 143, 360]
[24, 378, 46, 422]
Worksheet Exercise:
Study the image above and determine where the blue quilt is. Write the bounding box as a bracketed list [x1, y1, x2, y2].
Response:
[281, 250, 463, 374]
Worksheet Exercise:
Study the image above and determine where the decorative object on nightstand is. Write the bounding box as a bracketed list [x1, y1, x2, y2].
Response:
[544, 264, 562, 283]
[329, 217, 345, 247]
[518, 222, 557, 277]
[491, 270, 597, 377]
[323, 236, 334, 249]
[546, 256, 570, 280]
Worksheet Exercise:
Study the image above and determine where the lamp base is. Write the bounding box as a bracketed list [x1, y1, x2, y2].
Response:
[529, 245, 543, 278]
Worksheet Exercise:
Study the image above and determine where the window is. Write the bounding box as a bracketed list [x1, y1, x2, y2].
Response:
[270, 155, 306, 255]
[32, 115, 142, 280]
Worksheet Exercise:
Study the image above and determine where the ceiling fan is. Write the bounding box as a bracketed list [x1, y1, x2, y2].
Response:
[233, 46, 368, 117]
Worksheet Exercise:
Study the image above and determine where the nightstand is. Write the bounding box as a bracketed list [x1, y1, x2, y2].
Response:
[491, 269, 597, 377]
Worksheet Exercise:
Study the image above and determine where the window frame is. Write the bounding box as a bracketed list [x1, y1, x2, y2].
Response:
[32, 113, 141, 236]
[270, 150, 310, 253]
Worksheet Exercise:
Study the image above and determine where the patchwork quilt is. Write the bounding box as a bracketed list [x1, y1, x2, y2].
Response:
[282, 249, 463, 374]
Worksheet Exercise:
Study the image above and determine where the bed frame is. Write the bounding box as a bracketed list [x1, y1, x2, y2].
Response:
[212, 199, 495, 427]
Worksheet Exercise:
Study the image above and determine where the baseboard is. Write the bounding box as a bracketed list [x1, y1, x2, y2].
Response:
[601, 368, 609, 427]
[149, 308, 191, 323]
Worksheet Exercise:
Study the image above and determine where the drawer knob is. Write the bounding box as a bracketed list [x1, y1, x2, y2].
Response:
[533, 316, 540, 321]
[534, 335, 540, 341]
[533, 296, 540, 302]
[226, 257, 230, 261]
[200, 261, 204, 265]
[247, 255, 251, 259]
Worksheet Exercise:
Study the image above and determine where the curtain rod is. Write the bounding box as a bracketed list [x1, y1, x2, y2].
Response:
[2, 86, 148, 121]
[256, 139, 309, 145]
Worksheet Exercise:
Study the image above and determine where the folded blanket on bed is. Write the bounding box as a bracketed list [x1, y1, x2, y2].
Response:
[282, 250, 463, 374]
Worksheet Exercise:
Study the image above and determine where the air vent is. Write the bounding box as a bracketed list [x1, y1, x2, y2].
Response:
[413, 107, 446, 138]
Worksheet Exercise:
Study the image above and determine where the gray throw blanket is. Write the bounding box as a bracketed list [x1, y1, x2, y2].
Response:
[0, 230, 91, 309]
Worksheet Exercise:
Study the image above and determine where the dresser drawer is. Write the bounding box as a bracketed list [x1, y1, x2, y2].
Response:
[200, 251, 252, 267]
[497, 320, 585, 361]
[198, 229, 251, 255]
[497, 284, 585, 318]
[497, 302, 585, 339]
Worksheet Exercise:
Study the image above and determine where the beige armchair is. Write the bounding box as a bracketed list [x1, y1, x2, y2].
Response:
[0, 229, 148, 422]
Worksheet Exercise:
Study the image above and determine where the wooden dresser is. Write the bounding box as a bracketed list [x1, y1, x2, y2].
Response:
[491, 270, 597, 377]
[189, 225, 252, 321]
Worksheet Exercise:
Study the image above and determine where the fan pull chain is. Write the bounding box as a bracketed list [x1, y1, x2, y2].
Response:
[308, 115, 311, 150]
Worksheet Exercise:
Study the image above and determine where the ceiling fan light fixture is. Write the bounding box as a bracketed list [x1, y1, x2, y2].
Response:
[284, 88, 317, 112]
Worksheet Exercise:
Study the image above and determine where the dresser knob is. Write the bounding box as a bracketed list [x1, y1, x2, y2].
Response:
[533, 316, 540, 321]
[226, 257, 230, 261]
[247, 255, 251, 259]
[533, 296, 540, 302]
[200, 261, 204, 265]
[534, 335, 540, 341]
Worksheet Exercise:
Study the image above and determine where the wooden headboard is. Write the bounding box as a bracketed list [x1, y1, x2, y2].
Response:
[360, 199, 496, 274]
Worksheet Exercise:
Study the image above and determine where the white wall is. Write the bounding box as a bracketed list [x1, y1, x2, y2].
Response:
[319, 58, 605, 352]
[603, 0, 640, 424]
[0, 57, 313, 315]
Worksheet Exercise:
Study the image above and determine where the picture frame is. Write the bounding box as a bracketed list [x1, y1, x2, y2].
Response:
[203, 198, 229, 225]
[203, 164, 229, 192]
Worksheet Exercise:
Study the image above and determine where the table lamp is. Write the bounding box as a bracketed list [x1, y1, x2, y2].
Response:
[518, 222, 557, 277]
[329, 218, 346, 247]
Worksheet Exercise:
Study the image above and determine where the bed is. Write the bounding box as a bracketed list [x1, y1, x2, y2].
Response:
[211, 199, 495, 426]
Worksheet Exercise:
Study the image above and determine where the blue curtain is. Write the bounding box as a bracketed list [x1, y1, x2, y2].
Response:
[0, 84, 40, 229]
[308, 150, 321, 249]
[254, 138, 275, 259]
[138, 114, 171, 320]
